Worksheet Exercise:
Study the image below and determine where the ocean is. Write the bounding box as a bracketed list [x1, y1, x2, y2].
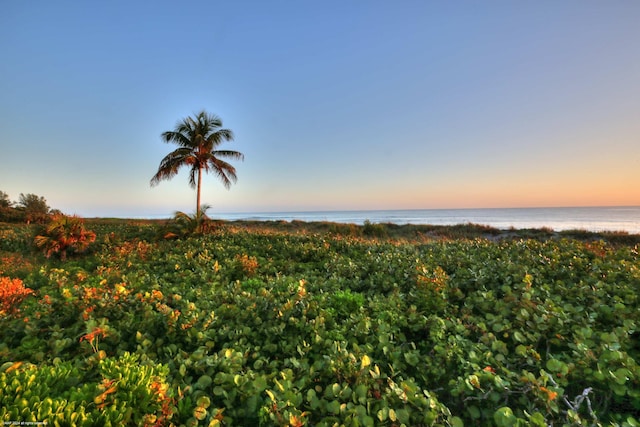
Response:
[212, 206, 640, 234]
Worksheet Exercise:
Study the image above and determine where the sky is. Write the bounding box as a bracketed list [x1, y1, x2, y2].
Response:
[1, 1, 639, 217]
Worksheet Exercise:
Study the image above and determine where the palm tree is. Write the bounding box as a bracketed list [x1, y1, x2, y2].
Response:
[151, 111, 244, 217]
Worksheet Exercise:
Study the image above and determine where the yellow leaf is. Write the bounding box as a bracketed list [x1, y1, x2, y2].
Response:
[389, 408, 397, 422]
[369, 365, 381, 378]
[5, 362, 23, 373]
[289, 414, 302, 427]
[361, 355, 371, 369]
[265, 390, 275, 401]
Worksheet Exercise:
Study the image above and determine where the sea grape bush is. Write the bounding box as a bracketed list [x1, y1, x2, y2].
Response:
[0, 276, 34, 315]
[0, 222, 639, 426]
[0, 353, 174, 426]
[0, 223, 32, 253]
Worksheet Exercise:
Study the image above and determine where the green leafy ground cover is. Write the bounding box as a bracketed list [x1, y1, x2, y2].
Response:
[1, 221, 639, 426]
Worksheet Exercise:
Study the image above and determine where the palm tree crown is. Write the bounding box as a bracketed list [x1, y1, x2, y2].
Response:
[151, 111, 244, 215]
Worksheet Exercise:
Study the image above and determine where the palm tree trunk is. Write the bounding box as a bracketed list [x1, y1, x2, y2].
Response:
[196, 166, 202, 217]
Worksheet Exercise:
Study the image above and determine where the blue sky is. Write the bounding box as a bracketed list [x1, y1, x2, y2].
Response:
[1, 1, 639, 217]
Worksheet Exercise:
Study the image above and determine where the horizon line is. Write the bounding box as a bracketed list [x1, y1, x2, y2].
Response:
[82, 204, 640, 219]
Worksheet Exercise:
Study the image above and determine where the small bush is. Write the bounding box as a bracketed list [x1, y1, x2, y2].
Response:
[0, 276, 34, 315]
[34, 215, 96, 260]
[162, 207, 218, 238]
[330, 289, 365, 317]
[362, 220, 388, 237]
[0, 352, 175, 425]
[229, 254, 259, 281]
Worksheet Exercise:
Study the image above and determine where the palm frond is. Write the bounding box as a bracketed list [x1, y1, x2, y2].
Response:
[150, 148, 195, 186]
[196, 111, 223, 128]
[208, 158, 238, 189]
[188, 167, 198, 189]
[173, 210, 191, 222]
[213, 149, 244, 161]
[161, 130, 192, 148]
[207, 129, 234, 147]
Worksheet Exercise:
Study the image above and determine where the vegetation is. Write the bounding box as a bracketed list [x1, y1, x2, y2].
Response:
[0, 191, 10, 208]
[0, 192, 55, 224]
[162, 205, 219, 239]
[0, 220, 639, 426]
[34, 214, 97, 260]
[150, 110, 244, 218]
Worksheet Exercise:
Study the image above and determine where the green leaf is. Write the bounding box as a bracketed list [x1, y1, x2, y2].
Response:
[515, 345, 528, 356]
[493, 407, 516, 427]
[527, 412, 547, 427]
[396, 408, 410, 424]
[361, 415, 375, 427]
[513, 331, 525, 343]
[253, 376, 268, 392]
[613, 368, 631, 385]
[626, 417, 640, 427]
[326, 400, 340, 415]
[245, 394, 259, 414]
[545, 359, 564, 373]
[377, 407, 388, 422]
[306, 388, 316, 403]
[355, 384, 368, 404]
[404, 351, 420, 366]
[467, 405, 481, 419]
[309, 395, 321, 410]
[196, 396, 211, 409]
[612, 382, 627, 396]
[331, 383, 341, 397]
[196, 375, 212, 389]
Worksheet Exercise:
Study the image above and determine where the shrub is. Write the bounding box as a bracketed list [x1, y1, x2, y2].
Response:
[330, 289, 365, 317]
[0, 224, 32, 252]
[34, 215, 96, 260]
[0, 276, 34, 315]
[163, 207, 219, 239]
[362, 220, 388, 237]
[0, 353, 175, 426]
[229, 254, 259, 281]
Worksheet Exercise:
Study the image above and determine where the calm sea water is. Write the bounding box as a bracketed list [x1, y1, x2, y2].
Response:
[213, 206, 640, 234]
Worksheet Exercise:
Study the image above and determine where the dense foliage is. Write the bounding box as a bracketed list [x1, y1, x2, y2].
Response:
[0, 192, 54, 224]
[1, 221, 639, 426]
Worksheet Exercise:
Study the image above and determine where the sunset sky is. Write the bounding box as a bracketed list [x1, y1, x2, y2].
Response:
[1, 1, 639, 217]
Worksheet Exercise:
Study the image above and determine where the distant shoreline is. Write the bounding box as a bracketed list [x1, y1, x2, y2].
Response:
[80, 216, 640, 246]
[86, 206, 640, 234]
